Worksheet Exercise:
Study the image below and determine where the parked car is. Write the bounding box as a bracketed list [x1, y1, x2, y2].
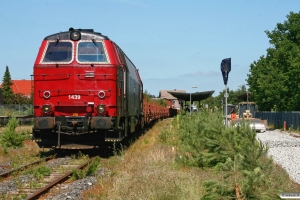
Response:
[232, 118, 267, 132]
[191, 105, 198, 112]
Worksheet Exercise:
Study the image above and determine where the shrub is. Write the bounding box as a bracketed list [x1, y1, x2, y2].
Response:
[0, 116, 28, 149]
[161, 110, 281, 199]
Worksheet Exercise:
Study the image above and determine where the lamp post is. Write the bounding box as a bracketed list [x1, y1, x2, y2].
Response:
[190, 86, 197, 116]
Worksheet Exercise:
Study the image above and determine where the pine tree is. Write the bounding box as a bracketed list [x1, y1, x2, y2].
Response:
[2, 66, 14, 104]
[170, 111, 281, 199]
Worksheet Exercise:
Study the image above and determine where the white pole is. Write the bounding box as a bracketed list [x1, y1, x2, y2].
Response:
[225, 85, 228, 126]
[190, 92, 191, 116]
[190, 86, 197, 116]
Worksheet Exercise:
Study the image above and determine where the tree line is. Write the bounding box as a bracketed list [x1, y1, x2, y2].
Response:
[203, 11, 300, 112]
[247, 11, 300, 111]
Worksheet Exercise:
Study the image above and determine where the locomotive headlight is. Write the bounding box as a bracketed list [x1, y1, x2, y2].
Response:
[96, 104, 106, 114]
[70, 30, 81, 41]
[42, 104, 52, 114]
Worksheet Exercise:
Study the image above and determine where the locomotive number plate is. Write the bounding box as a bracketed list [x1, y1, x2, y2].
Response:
[69, 95, 80, 99]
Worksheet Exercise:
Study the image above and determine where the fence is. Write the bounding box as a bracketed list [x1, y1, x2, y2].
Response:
[0, 104, 33, 126]
[0, 104, 33, 116]
[256, 111, 300, 130]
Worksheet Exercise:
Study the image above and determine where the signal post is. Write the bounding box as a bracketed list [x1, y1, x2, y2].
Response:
[220, 58, 231, 127]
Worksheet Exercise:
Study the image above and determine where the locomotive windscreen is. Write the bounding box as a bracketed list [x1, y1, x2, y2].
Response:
[42, 41, 73, 63]
[77, 42, 108, 62]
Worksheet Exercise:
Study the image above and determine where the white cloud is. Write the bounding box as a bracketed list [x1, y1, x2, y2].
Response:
[179, 70, 219, 77]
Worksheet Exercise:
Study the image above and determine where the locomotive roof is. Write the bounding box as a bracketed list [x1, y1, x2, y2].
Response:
[44, 29, 109, 40]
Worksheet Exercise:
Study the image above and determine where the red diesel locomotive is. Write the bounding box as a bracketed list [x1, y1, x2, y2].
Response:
[32, 28, 170, 148]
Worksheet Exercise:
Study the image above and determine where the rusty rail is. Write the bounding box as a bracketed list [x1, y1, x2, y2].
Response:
[25, 157, 95, 200]
[0, 156, 53, 178]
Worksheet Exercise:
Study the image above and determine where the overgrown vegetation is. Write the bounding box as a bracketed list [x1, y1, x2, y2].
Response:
[80, 114, 300, 199]
[0, 116, 30, 152]
[22, 165, 52, 180]
[72, 156, 101, 180]
[0, 128, 41, 171]
[159, 111, 298, 199]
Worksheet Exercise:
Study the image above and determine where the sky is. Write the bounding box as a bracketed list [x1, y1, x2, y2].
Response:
[1, 0, 299, 97]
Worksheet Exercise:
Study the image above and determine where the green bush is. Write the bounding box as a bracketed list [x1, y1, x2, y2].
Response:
[0, 116, 28, 149]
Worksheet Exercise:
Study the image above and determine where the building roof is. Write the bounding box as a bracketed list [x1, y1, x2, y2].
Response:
[167, 90, 215, 101]
[159, 89, 186, 100]
[0, 80, 32, 96]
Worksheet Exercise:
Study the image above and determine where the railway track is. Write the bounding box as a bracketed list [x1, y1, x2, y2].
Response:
[0, 156, 95, 199]
[0, 156, 54, 179]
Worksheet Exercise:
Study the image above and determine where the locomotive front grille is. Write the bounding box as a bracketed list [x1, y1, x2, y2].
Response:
[56, 116, 88, 134]
[66, 117, 84, 127]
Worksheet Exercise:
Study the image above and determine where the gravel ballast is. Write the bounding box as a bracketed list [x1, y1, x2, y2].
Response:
[256, 129, 300, 184]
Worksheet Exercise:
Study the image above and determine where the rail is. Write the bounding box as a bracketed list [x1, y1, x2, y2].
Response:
[25, 157, 95, 200]
[0, 156, 53, 178]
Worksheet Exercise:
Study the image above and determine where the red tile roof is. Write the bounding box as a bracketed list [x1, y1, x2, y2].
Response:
[1, 80, 33, 96]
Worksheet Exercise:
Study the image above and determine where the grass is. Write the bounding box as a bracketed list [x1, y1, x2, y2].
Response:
[22, 165, 52, 180]
[1, 114, 299, 199]
[82, 119, 222, 199]
[0, 140, 41, 169]
[82, 113, 300, 200]
[72, 156, 101, 180]
[0, 120, 42, 171]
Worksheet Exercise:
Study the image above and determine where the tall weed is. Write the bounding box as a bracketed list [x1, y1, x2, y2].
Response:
[72, 156, 101, 180]
[23, 165, 52, 180]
